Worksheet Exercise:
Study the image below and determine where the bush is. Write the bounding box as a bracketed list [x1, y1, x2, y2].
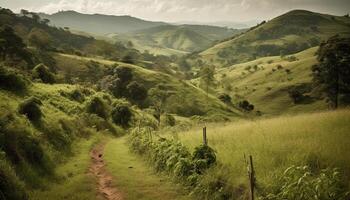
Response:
[18, 97, 42, 122]
[111, 105, 132, 127]
[238, 100, 254, 112]
[192, 145, 216, 173]
[0, 66, 28, 92]
[32, 64, 55, 84]
[86, 96, 109, 119]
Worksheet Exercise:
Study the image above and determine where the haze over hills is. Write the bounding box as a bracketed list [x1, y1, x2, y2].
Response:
[39, 10, 167, 34]
[197, 10, 350, 67]
[175, 20, 260, 29]
[115, 24, 243, 54]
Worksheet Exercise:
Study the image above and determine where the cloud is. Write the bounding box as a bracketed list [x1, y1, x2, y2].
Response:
[18, 0, 350, 22]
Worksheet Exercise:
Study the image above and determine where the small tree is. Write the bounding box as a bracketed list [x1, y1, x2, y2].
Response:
[149, 84, 175, 126]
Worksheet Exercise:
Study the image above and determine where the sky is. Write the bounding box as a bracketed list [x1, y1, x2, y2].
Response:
[1, 0, 350, 23]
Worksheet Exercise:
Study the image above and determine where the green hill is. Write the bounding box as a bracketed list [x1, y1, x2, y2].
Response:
[115, 25, 242, 55]
[191, 46, 327, 116]
[198, 10, 350, 67]
[39, 11, 166, 34]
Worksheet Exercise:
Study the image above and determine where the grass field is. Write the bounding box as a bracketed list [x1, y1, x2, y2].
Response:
[173, 109, 350, 189]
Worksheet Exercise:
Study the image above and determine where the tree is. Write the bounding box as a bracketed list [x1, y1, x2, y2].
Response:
[111, 105, 132, 127]
[127, 81, 148, 105]
[0, 26, 29, 61]
[149, 84, 175, 126]
[238, 100, 254, 112]
[20, 9, 29, 17]
[199, 65, 216, 109]
[312, 36, 350, 108]
[28, 28, 50, 50]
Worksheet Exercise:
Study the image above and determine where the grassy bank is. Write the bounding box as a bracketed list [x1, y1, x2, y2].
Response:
[175, 109, 350, 190]
[29, 135, 102, 200]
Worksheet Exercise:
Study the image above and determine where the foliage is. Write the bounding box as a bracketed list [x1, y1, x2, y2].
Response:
[164, 114, 176, 127]
[199, 65, 216, 93]
[85, 96, 109, 119]
[28, 28, 51, 50]
[0, 25, 32, 64]
[111, 105, 132, 127]
[238, 100, 254, 112]
[218, 93, 232, 105]
[288, 88, 305, 104]
[129, 127, 223, 199]
[32, 64, 55, 84]
[261, 166, 350, 200]
[0, 66, 28, 92]
[312, 36, 350, 108]
[127, 81, 148, 105]
[18, 97, 42, 122]
[0, 157, 28, 200]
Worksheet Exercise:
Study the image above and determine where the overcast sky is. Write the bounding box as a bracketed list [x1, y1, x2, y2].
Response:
[2, 0, 350, 22]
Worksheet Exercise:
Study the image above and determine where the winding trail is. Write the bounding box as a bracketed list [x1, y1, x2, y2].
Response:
[90, 143, 123, 200]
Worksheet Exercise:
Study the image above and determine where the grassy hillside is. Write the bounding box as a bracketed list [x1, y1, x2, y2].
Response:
[174, 109, 350, 196]
[114, 25, 242, 55]
[53, 53, 242, 120]
[198, 47, 328, 116]
[39, 11, 166, 34]
[199, 10, 350, 67]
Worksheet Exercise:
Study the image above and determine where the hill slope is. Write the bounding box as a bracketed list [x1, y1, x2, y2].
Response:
[191, 47, 328, 116]
[199, 10, 350, 67]
[115, 25, 242, 55]
[39, 11, 167, 34]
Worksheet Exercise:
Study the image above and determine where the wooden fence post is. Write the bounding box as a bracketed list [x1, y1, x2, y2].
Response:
[249, 155, 255, 200]
[202, 127, 207, 145]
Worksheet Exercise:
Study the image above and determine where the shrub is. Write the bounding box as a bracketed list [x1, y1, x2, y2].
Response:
[192, 145, 216, 173]
[288, 88, 304, 104]
[111, 105, 132, 127]
[86, 96, 109, 119]
[276, 64, 283, 70]
[0, 66, 28, 92]
[238, 100, 254, 112]
[32, 64, 55, 84]
[18, 97, 42, 122]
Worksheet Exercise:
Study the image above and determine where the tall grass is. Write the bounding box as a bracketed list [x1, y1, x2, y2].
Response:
[175, 109, 350, 189]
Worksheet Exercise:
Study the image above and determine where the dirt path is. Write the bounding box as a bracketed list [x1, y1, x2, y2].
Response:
[90, 143, 123, 200]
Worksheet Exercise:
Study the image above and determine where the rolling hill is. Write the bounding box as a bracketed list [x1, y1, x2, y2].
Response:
[114, 25, 242, 55]
[39, 10, 166, 34]
[191, 46, 326, 116]
[198, 10, 350, 67]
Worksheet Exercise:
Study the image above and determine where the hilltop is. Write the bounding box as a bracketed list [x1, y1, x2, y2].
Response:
[39, 10, 166, 34]
[197, 10, 350, 67]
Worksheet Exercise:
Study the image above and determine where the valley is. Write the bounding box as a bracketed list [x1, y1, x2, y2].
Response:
[1, 4, 350, 200]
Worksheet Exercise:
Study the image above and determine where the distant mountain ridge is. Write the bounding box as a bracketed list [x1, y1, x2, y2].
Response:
[197, 9, 350, 67]
[39, 10, 167, 34]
